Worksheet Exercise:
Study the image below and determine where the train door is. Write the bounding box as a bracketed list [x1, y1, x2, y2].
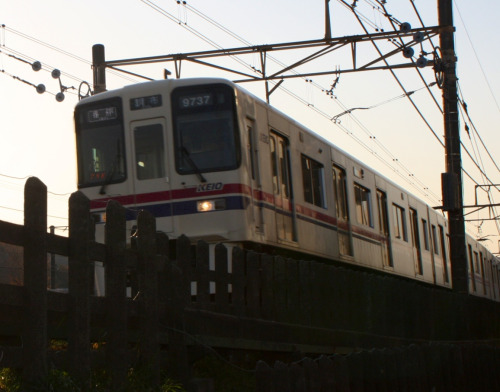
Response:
[376, 190, 393, 267]
[333, 165, 353, 256]
[410, 208, 423, 275]
[246, 119, 263, 234]
[439, 225, 450, 284]
[269, 131, 296, 242]
[130, 118, 173, 233]
[426, 209, 437, 284]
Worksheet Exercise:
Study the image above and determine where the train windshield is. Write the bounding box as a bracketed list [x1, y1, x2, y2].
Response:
[75, 97, 126, 189]
[172, 84, 240, 175]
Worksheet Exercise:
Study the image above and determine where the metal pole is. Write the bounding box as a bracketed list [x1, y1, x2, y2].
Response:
[92, 44, 107, 94]
[438, 0, 468, 293]
[50, 225, 55, 289]
[325, 0, 332, 40]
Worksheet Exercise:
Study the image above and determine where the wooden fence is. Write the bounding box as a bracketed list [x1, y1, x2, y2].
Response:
[1, 177, 500, 390]
[256, 343, 500, 392]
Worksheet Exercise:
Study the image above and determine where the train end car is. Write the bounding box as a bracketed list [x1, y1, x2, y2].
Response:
[74, 77, 500, 301]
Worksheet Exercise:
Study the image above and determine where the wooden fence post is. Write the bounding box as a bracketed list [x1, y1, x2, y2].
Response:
[169, 235, 192, 384]
[136, 209, 160, 386]
[246, 251, 261, 318]
[195, 240, 210, 307]
[231, 246, 245, 317]
[105, 200, 128, 391]
[22, 177, 48, 389]
[255, 360, 274, 392]
[68, 191, 92, 388]
[214, 243, 229, 314]
[273, 257, 287, 323]
[259, 253, 274, 320]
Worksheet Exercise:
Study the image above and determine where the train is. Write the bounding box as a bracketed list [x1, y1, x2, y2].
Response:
[74, 77, 500, 300]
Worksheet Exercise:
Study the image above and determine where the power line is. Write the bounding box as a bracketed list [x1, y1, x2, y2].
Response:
[136, 0, 444, 206]
[457, 86, 500, 173]
[0, 25, 141, 87]
[453, 0, 500, 113]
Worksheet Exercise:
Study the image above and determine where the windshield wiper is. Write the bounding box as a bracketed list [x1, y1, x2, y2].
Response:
[181, 146, 207, 183]
[99, 162, 117, 195]
[99, 145, 122, 195]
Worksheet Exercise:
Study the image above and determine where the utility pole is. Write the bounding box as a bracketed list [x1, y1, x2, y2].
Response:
[92, 44, 107, 94]
[438, 0, 468, 293]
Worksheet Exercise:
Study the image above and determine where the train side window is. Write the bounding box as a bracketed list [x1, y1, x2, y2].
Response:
[134, 124, 165, 180]
[333, 165, 349, 221]
[377, 189, 393, 267]
[247, 125, 256, 181]
[278, 139, 291, 198]
[393, 204, 407, 241]
[301, 155, 325, 208]
[468, 244, 476, 292]
[422, 219, 430, 251]
[333, 165, 353, 256]
[431, 225, 439, 255]
[270, 136, 279, 195]
[473, 251, 480, 273]
[480, 252, 486, 294]
[410, 208, 423, 275]
[439, 225, 449, 283]
[354, 183, 372, 227]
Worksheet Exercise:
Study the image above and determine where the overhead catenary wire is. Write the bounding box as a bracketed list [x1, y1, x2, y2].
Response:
[0, 24, 141, 86]
[337, 0, 500, 237]
[144, 0, 444, 205]
[452, 0, 500, 114]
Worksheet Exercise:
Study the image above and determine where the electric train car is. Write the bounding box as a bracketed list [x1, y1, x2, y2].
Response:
[74, 77, 500, 300]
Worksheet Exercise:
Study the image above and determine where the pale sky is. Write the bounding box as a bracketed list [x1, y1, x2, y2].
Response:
[1, 0, 499, 251]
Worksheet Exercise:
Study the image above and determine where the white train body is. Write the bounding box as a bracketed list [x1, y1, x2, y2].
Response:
[74, 78, 500, 300]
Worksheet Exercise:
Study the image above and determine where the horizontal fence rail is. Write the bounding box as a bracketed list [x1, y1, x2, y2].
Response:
[0, 177, 500, 390]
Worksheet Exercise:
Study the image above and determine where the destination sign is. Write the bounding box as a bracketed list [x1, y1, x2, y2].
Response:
[130, 94, 162, 111]
[86, 107, 118, 123]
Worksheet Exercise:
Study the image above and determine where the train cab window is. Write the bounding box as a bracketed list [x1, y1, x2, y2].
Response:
[301, 155, 325, 208]
[422, 219, 430, 251]
[75, 97, 126, 188]
[134, 124, 165, 180]
[171, 84, 240, 175]
[354, 183, 372, 227]
[393, 204, 407, 241]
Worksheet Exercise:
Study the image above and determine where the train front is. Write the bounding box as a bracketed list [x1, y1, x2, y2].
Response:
[74, 79, 253, 246]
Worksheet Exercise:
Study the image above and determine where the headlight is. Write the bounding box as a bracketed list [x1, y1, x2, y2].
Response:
[198, 200, 215, 212]
[93, 212, 107, 223]
[197, 199, 226, 212]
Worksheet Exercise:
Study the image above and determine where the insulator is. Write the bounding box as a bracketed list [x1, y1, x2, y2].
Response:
[413, 32, 425, 43]
[36, 84, 46, 94]
[400, 22, 411, 32]
[416, 57, 428, 68]
[55, 92, 65, 102]
[51, 69, 61, 79]
[403, 47, 414, 59]
[31, 61, 42, 72]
